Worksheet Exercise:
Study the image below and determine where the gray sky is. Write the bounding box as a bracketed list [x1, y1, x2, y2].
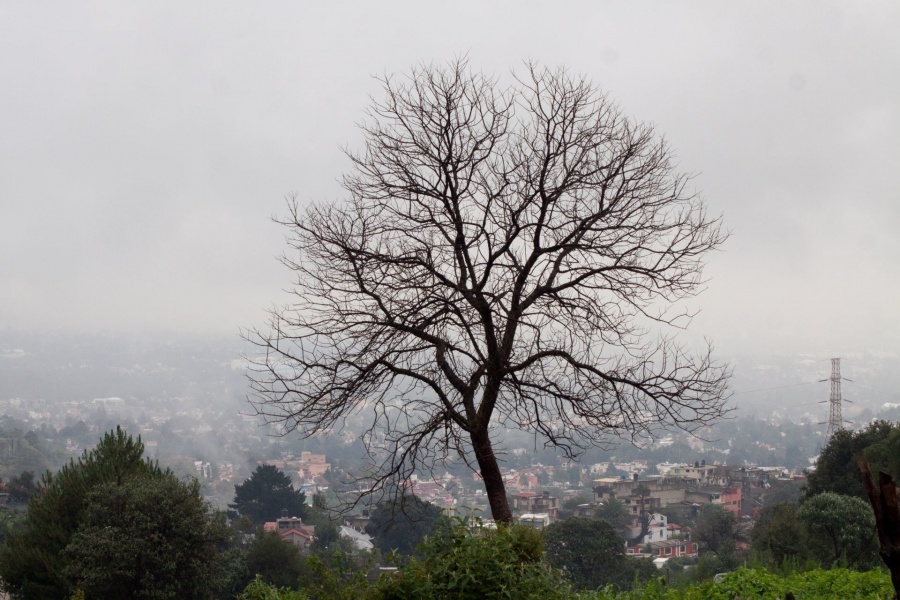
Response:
[2, 1, 898, 357]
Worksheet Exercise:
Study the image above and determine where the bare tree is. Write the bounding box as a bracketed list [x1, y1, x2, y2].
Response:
[246, 59, 730, 524]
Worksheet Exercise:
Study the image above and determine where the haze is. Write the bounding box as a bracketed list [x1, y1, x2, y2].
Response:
[2, 2, 898, 358]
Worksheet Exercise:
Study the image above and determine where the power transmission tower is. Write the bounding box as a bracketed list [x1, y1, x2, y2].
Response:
[822, 357, 852, 441]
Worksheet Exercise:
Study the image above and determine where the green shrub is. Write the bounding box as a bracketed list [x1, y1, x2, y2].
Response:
[579, 567, 894, 599]
[376, 519, 573, 600]
[238, 575, 308, 600]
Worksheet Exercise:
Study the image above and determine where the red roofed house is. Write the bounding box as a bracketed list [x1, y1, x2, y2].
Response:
[263, 514, 316, 551]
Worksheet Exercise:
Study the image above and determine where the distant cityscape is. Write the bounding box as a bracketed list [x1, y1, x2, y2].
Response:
[2, 331, 900, 517]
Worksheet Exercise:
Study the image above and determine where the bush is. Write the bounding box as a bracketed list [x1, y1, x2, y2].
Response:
[238, 575, 308, 600]
[376, 519, 573, 600]
[580, 567, 893, 599]
[544, 518, 655, 590]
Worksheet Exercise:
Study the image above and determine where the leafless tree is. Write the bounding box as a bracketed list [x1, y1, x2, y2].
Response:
[246, 59, 730, 524]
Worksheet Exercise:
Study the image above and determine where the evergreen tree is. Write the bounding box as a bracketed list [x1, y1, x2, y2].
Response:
[751, 502, 813, 566]
[365, 495, 442, 556]
[0, 427, 227, 600]
[804, 420, 895, 500]
[229, 464, 307, 525]
[544, 518, 654, 591]
[63, 476, 228, 599]
[4, 471, 38, 503]
[0, 427, 164, 598]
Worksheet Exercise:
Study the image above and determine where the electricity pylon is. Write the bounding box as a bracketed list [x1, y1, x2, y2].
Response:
[821, 357, 852, 441]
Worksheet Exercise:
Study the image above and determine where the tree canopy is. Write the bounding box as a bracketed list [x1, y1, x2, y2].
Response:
[230, 464, 308, 525]
[0, 427, 227, 600]
[247, 59, 729, 522]
[798, 492, 879, 569]
[805, 420, 896, 500]
[63, 476, 228, 599]
[245, 531, 308, 590]
[4, 470, 38, 504]
[544, 518, 654, 591]
[378, 520, 572, 600]
[692, 504, 741, 560]
[594, 496, 632, 533]
[365, 495, 442, 556]
[750, 502, 812, 566]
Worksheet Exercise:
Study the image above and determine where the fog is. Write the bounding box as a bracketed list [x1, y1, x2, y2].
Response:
[2, 2, 898, 358]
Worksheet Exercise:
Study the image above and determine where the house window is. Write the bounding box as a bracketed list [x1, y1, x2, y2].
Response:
[666, 548, 671, 555]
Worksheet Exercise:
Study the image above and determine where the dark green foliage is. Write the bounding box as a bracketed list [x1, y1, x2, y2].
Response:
[804, 420, 895, 500]
[303, 495, 352, 556]
[692, 504, 741, 562]
[238, 575, 308, 599]
[0, 427, 166, 599]
[231, 513, 259, 534]
[862, 426, 900, 482]
[613, 567, 893, 600]
[309, 517, 357, 557]
[595, 496, 633, 532]
[376, 520, 573, 600]
[558, 494, 591, 520]
[231, 464, 308, 525]
[761, 480, 803, 508]
[299, 550, 378, 600]
[235, 521, 892, 599]
[782, 443, 807, 471]
[0, 507, 25, 546]
[0, 427, 230, 600]
[0, 430, 52, 479]
[365, 495, 442, 556]
[797, 492, 879, 569]
[543, 518, 654, 590]
[218, 545, 254, 599]
[238, 560, 896, 600]
[750, 502, 812, 565]
[4, 471, 38, 503]
[62, 476, 228, 599]
[246, 531, 309, 589]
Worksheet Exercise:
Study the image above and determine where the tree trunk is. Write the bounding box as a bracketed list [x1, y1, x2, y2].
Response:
[858, 455, 900, 600]
[471, 427, 513, 524]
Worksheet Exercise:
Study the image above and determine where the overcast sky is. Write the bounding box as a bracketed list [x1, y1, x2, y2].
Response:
[2, 1, 898, 357]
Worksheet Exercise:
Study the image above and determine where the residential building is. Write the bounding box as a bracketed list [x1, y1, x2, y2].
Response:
[627, 539, 699, 559]
[628, 512, 669, 545]
[518, 513, 551, 529]
[593, 477, 688, 509]
[685, 486, 742, 516]
[510, 491, 559, 521]
[264, 514, 316, 551]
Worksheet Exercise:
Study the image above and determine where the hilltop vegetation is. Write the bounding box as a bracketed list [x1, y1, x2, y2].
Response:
[0, 428, 228, 599]
[0, 423, 898, 599]
[235, 519, 893, 600]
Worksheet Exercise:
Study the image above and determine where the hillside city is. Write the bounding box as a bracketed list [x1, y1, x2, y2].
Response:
[2, 332, 900, 598]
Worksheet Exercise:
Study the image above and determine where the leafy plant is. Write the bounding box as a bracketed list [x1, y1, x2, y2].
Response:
[376, 518, 572, 600]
